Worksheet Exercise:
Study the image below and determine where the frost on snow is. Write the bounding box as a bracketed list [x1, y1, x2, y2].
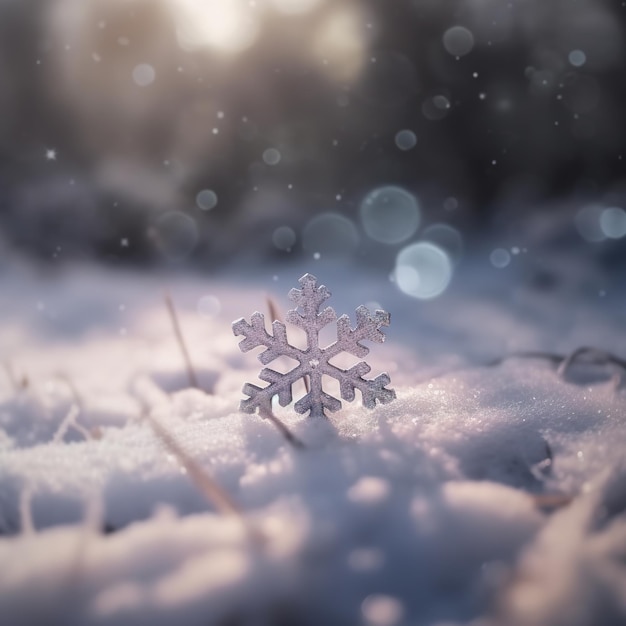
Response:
[232, 273, 395, 417]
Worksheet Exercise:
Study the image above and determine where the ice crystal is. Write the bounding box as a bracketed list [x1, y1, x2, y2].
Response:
[232, 273, 395, 418]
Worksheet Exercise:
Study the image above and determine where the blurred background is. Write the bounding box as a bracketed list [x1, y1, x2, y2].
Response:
[0, 0, 625, 279]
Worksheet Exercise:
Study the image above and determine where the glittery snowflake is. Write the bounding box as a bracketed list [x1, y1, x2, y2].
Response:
[232, 273, 395, 418]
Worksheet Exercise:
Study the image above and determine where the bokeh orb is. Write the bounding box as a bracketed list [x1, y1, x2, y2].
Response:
[568, 49, 587, 67]
[360, 186, 421, 244]
[600, 207, 626, 239]
[197, 295, 221, 317]
[422, 223, 463, 263]
[490, 248, 511, 268]
[575, 204, 606, 242]
[442, 26, 475, 57]
[394, 129, 417, 151]
[422, 95, 451, 121]
[302, 213, 359, 256]
[361, 594, 405, 626]
[132, 64, 156, 86]
[153, 211, 198, 261]
[263, 148, 281, 165]
[272, 226, 297, 251]
[196, 189, 218, 211]
[395, 242, 452, 299]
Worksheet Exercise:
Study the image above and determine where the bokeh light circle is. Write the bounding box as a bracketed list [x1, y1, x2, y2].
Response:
[395, 242, 452, 299]
[153, 211, 198, 261]
[196, 189, 218, 211]
[490, 248, 511, 268]
[263, 148, 281, 165]
[422, 95, 451, 121]
[302, 213, 359, 256]
[272, 226, 297, 251]
[360, 186, 421, 244]
[575, 204, 606, 242]
[394, 129, 417, 151]
[422, 223, 463, 263]
[132, 64, 156, 86]
[568, 49, 587, 67]
[442, 26, 475, 57]
[600, 207, 626, 239]
[197, 295, 221, 317]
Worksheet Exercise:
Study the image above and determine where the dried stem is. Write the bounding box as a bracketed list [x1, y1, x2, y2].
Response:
[258, 406, 306, 449]
[3, 361, 28, 391]
[531, 493, 573, 512]
[164, 291, 200, 389]
[52, 404, 90, 443]
[55, 372, 85, 411]
[146, 413, 242, 516]
[266, 294, 310, 395]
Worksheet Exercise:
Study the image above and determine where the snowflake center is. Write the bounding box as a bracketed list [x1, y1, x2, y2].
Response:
[309, 358, 320, 368]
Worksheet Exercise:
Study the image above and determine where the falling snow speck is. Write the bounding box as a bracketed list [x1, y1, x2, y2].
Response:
[132, 63, 155, 86]
[263, 148, 281, 165]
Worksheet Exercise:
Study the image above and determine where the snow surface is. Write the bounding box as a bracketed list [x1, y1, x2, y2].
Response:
[1, 254, 626, 626]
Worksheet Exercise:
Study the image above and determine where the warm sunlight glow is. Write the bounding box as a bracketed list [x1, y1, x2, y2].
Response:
[167, 0, 260, 53]
[312, 6, 366, 82]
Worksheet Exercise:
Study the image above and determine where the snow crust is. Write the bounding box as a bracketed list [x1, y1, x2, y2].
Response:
[1, 258, 625, 625]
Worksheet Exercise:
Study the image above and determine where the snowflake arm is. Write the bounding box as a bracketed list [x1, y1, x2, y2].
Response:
[325, 306, 390, 360]
[232, 313, 301, 364]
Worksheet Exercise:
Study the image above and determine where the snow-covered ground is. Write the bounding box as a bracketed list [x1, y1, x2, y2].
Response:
[1, 250, 626, 626]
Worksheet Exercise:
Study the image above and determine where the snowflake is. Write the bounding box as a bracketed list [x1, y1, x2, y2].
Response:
[232, 273, 396, 418]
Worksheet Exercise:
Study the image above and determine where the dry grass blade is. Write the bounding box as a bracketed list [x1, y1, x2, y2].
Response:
[164, 290, 200, 390]
[266, 294, 310, 395]
[52, 404, 91, 443]
[55, 372, 85, 411]
[258, 406, 306, 449]
[557, 346, 626, 378]
[3, 361, 28, 391]
[146, 413, 242, 516]
[266, 295, 282, 327]
[531, 493, 574, 511]
[19, 485, 35, 534]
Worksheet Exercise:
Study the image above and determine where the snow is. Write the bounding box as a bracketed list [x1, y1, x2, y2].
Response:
[1, 253, 626, 625]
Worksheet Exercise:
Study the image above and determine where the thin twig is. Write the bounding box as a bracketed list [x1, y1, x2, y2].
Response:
[3, 361, 28, 391]
[483, 351, 564, 368]
[146, 413, 242, 516]
[266, 295, 310, 395]
[19, 485, 35, 534]
[557, 346, 626, 378]
[55, 372, 85, 411]
[530, 493, 574, 512]
[52, 405, 89, 443]
[164, 291, 200, 389]
[258, 406, 306, 449]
